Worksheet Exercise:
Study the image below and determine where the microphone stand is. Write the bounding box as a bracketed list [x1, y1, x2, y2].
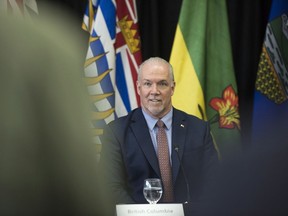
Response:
[174, 145, 191, 204]
[174, 146, 206, 216]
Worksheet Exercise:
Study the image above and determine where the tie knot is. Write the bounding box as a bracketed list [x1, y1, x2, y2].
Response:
[157, 120, 165, 128]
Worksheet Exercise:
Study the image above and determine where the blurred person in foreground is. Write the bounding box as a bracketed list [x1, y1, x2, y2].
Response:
[100, 57, 218, 213]
[0, 8, 109, 216]
[200, 127, 288, 216]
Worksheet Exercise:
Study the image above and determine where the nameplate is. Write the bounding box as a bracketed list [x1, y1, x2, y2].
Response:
[116, 203, 184, 216]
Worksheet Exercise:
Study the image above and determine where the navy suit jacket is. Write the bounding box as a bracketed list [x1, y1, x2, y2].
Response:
[101, 107, 218, 204]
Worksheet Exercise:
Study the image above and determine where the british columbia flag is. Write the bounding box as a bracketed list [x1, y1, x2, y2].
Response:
[82, 0, 142, 152]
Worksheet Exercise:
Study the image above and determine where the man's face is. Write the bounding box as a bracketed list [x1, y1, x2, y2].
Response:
[137, 61, 175, 119]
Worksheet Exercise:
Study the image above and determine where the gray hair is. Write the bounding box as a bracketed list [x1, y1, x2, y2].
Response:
[138, 57, 174, 82]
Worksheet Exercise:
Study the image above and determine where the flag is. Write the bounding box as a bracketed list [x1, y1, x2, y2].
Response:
[170, 0, 241, 159]
[82, 0, 97, 33]
[252, 0, 288, 146]
[82, 0, 142, 153]
[0, 0, 38, 17]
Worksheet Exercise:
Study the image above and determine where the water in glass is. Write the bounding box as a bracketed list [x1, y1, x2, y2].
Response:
[143, 178, 163, 204]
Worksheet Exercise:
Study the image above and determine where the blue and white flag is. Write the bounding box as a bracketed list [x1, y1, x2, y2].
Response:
[82, 0, 142, 152]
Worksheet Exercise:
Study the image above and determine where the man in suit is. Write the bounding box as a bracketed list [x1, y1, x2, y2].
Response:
[101, 57, 218, 206]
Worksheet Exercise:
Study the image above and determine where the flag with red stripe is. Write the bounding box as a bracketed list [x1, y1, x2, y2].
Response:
[82, 0, 142, 153]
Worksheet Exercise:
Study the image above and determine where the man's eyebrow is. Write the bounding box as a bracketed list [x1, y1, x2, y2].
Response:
[142, 79, 168, 83]
[158, 80, 168, 82]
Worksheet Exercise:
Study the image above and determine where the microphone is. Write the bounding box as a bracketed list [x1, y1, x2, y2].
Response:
[174, 145, 191, 204]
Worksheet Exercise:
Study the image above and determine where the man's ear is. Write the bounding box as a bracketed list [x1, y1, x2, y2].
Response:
[136, 80, 140, 95]
[171, 81, 176, 95]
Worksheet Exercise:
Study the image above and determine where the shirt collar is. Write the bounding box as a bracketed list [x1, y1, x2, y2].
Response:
[142, 108, 173, 131]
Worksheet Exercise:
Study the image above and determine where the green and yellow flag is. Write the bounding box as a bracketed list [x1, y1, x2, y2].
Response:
[170, 0, 241, 159]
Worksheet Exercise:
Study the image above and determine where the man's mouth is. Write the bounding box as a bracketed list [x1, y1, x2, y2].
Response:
[149, 99, 161, 102]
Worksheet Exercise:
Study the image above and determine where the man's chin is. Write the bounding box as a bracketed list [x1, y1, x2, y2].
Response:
[147, 108, 164, 118]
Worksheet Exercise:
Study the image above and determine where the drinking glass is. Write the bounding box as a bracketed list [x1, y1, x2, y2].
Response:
[143, 178, 163, 204]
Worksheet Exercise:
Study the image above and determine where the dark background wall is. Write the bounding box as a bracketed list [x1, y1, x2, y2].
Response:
[37, 0, 272, 146]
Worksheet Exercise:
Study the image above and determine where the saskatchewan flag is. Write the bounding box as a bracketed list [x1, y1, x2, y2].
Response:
[170, 0, 241, 159]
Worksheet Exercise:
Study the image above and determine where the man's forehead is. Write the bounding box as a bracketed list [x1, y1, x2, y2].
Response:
[141, 67, 169, 76]
[142, 78, 168, 82]
[141, 73, 169, 81]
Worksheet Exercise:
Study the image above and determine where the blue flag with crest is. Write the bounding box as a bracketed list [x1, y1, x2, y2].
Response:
[252, 0, 288, 146]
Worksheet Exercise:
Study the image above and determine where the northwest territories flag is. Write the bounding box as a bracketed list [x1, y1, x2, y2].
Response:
[252, 0, 288, 146]
[82, 0, 142, 152]
[0, 0, 38, 17]
[170, 0, 241, 159]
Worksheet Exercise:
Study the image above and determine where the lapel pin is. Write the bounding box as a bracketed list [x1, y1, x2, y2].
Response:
[180, 124, 185, 128]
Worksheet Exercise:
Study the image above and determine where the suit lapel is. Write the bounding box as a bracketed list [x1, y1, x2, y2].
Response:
[171, 109, 186, 184]
[130, 109, 161, 177]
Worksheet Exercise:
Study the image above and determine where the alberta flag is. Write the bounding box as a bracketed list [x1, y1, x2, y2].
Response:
[82, 0, 142, 152]
[252, 0, 288, 146]
[170, 0, 241, 159]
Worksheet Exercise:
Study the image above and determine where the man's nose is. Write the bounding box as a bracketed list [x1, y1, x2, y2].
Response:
[150, 83, 160, 94]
